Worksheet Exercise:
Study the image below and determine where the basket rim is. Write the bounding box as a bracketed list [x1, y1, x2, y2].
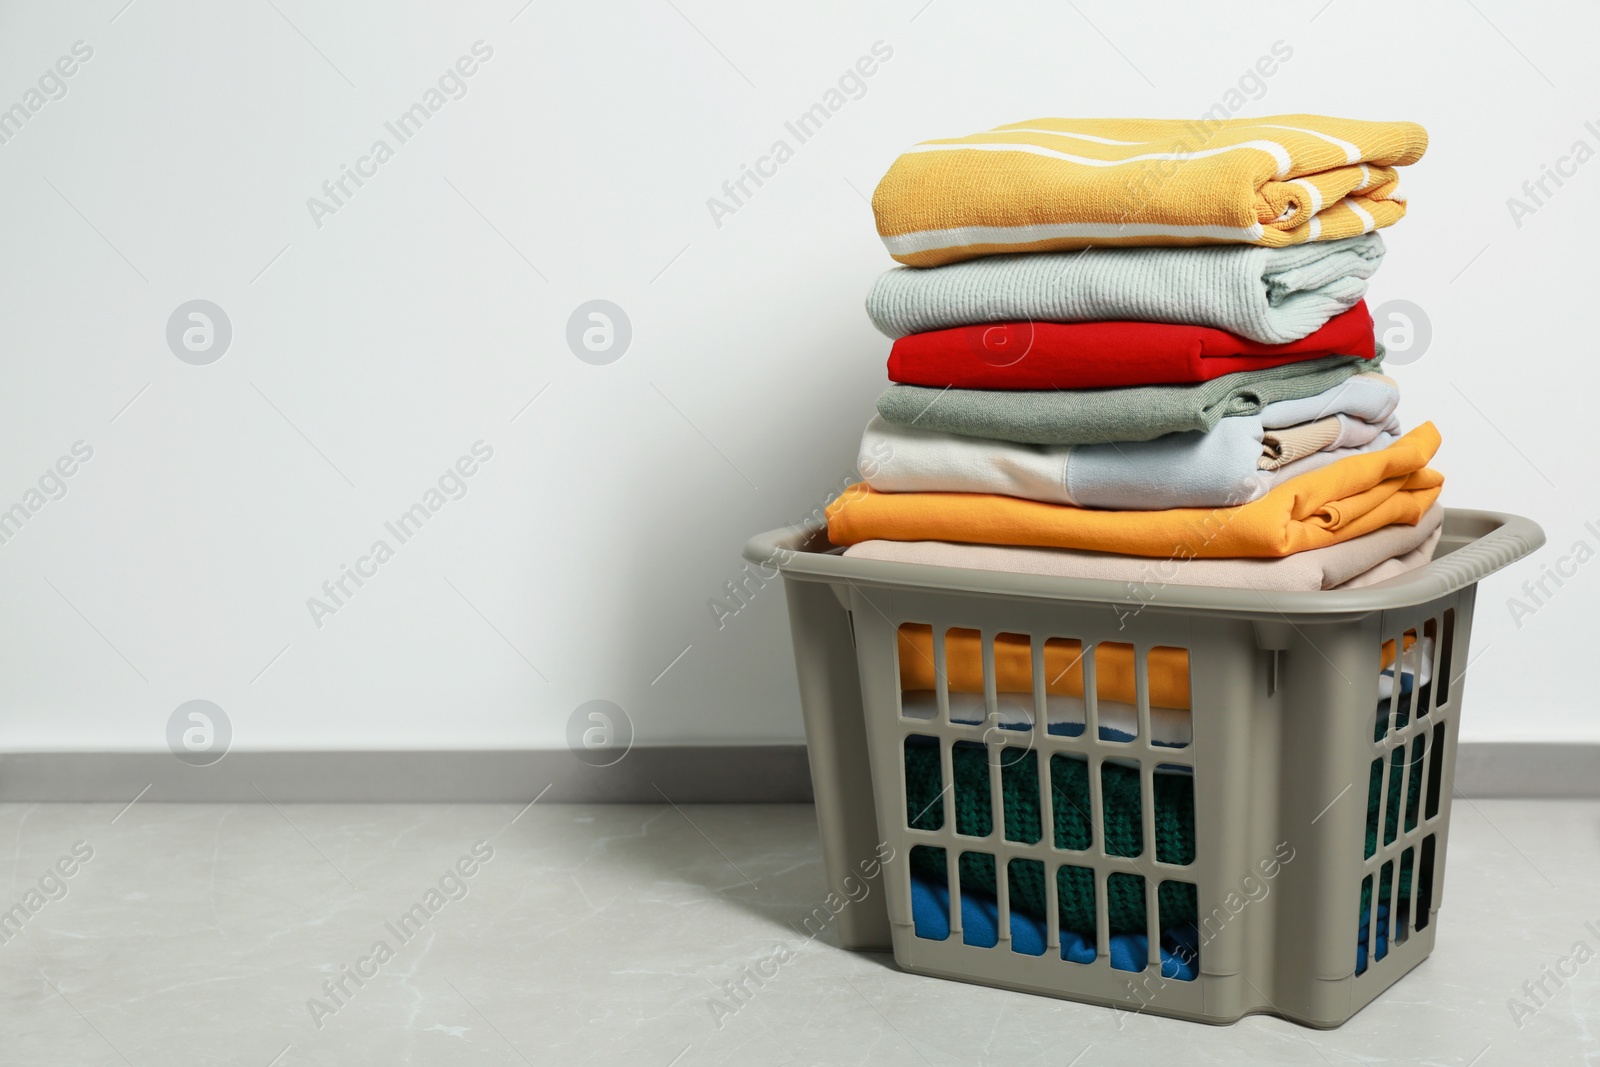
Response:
[743, 507, 1543, 621]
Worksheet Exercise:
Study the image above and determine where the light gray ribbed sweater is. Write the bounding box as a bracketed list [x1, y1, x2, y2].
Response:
[866, 233, 1385, 344]
[875, 354, 1381, 446]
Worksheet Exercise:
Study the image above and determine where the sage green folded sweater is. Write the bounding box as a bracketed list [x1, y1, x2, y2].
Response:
[867, 234, 1386, 344]
[876, 353, 1381, 446]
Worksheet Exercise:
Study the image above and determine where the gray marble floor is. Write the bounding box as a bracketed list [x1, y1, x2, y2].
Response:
[0, 798, 1596, 1065]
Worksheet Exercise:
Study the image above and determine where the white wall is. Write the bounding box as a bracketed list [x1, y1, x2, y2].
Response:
[0, 0, 1589, 752]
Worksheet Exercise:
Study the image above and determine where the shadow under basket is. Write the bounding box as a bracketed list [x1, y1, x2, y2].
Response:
[745, 507, 1542, 1027]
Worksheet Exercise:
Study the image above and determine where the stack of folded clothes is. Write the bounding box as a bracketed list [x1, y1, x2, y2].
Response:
[828, 114, 1440, 592]
[824, 114, 1436, 970]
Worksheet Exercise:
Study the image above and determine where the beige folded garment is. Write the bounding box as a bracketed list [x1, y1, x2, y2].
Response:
[1260, 372, 1399, 470]
[842, 504, 1444, 592]
[1336, 526, 1444, 589]
[1260, 416, 1343, 469]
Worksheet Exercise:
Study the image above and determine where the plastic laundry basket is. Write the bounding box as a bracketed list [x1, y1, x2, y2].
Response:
[745, 507, 1543, 1027]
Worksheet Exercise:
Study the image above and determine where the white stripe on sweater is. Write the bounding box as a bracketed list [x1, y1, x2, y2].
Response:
[904, 138, 1293, 176]
[987, 127, 1150, 145]
[1255, 123, 1362, 163]
[1289, 178, 1324, 215]
[1346, 199, 1376, 233]
[882, 220, 1268, 257]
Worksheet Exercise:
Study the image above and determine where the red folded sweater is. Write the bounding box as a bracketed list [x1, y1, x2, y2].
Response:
[886, 301, 1377, 390]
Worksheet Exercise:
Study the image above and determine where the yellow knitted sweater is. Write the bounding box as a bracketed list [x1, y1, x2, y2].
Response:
[872, 114, 1428, 267]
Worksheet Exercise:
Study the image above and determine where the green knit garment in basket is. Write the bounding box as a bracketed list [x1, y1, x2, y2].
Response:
[1363, 729, 1427, 912]
[904, 742, 1193, 934]
[904, 728, 1423, 937]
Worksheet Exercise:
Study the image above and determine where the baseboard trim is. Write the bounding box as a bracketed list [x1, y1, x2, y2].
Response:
[0, 746, 816, 803]
[0, 742, 1592, 802]
[1451, 742, 1600, 798]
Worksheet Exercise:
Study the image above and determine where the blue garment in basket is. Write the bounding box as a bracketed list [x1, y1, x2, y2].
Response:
[1356, 904, 1392, 974]
[910, 872, 1199, 980]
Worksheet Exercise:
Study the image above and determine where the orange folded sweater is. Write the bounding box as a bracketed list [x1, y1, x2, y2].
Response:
[898, 625, 1415, 710]
[829, 424, 1442, 558]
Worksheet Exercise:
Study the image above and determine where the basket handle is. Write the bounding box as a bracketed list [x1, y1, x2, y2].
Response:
[743, 523, 825, 568]
[1421, 511, 1545, 596]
